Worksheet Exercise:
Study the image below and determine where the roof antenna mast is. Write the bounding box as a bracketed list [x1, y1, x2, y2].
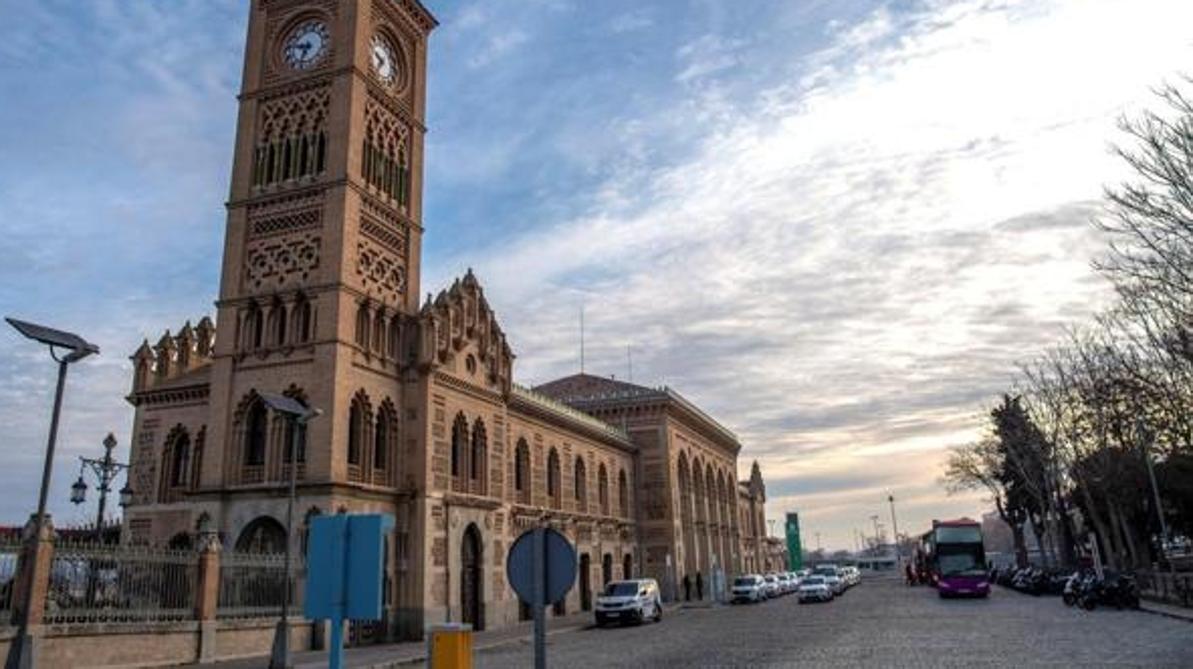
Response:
[627, 345, 633, 383]
[580, 305, 585, 374]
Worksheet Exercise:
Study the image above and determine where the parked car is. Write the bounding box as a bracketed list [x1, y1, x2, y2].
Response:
[594, 579, 662, 626]
[820, 569, 845, 595]
[778, 573, 796, 594]
[798, 575, 834, 603]
[762, 574, 781, 598]
[841, 566, 861, 587]
[731, 574, 767, 604]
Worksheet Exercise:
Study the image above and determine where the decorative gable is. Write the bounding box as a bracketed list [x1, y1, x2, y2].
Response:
[416, 269, 514, 393]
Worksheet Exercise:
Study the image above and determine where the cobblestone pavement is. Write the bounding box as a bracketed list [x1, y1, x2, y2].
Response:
[472, 575, 1193, 668]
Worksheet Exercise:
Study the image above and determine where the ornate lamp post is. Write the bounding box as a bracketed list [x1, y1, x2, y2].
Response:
[259, 392, 322, 669]
[69, 433, 132, 541]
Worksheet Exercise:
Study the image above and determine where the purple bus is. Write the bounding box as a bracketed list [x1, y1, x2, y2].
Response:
[921, 518, 990, 598]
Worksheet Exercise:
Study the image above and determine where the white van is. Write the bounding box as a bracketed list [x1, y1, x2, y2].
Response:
[594, 579, 663, 626]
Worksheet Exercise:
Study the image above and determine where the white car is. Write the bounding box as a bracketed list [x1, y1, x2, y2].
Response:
[731, 574, 767, 604]
[813, 566, 845, 594]
[762, 574, 781, 598]
[776, 573, 794, 595]
[798, 575, 834, 603]
[595, 579, 662, 626]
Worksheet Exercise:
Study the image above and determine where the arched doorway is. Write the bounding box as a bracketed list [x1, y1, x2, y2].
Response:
[579, 553, 592, 611]
[623, 553, 633, 580]
[235, 516, 287, 553]
[460, 524, 483, 630]
[602, 553, 613, 587]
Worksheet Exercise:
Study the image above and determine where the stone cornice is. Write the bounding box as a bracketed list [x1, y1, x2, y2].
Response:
[126, 383, 210, 408]
[433, 370, 504, 405]
[509, 385, 635, 453]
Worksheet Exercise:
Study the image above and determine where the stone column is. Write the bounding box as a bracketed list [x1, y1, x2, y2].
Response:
[194, 530, 221, 663]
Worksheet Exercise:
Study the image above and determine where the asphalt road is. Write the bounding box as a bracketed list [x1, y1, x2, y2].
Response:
[473, 575, 1193, 668]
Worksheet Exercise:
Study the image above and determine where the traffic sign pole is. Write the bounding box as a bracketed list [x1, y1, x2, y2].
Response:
[533, 526, 546, 669]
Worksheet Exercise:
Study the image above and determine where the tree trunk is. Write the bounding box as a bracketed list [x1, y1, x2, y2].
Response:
[1012, 522, 1029, 567]
[1079, 484, 1118, 568]
[1056, 494, 1078, 567]
[1032, 522, 1051, 568]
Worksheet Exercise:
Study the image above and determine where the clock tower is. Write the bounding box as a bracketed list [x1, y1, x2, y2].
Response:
[198, 0, 437, 560]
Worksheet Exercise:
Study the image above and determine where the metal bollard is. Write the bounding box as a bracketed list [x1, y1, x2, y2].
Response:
[426, 623, 473, 669]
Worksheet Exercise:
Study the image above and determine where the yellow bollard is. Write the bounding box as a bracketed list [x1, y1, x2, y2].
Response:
[427, 623, 473, 669]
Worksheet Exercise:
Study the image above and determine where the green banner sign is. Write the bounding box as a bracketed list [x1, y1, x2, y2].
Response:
[786, 512, 803, 570]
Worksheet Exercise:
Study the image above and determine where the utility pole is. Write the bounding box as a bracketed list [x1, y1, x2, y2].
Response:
[870, 515, 881, 555]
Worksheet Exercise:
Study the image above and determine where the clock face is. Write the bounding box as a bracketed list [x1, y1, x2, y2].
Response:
[370, 35, 397, 84]
[282, 20, 329, 70]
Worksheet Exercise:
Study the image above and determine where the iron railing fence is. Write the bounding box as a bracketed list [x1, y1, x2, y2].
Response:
[45, 540, 197, 624]
[1138, 570, 1193, 608]
[0, 535, 22, 626]
[217, 550, 303, 619]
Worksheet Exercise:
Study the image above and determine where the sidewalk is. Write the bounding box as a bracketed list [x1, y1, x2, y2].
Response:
[1139, 599, 1193, 624]
[180, 607, 635, 669]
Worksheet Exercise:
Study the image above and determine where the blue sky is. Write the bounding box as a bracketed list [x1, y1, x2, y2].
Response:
[1, 0, 1192, 550]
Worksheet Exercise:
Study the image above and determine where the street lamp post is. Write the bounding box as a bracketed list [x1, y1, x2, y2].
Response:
[70, 433, 132, 542]
[4, 317, 98, 669]
[260, 393, 322, 669]
[888, 494, 902, 566]
[1136, 419, 1170, 568]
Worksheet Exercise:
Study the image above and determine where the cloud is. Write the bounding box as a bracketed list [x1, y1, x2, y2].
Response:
[4, 0, 1193, 552]
[435, 0, 1193, 549]
[468, 29, 530, 68]
[610, 9, 654, 34]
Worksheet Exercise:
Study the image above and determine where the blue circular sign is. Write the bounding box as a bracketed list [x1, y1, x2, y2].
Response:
[506, 527, 577, 605]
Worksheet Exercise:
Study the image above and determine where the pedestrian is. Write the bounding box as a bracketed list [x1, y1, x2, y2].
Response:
[683, 574, 691, 601]
[696, 572, 704, 600]
[905, 562, 914, 586]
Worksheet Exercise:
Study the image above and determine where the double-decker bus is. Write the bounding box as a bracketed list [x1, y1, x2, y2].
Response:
[917, 518, 990, 598]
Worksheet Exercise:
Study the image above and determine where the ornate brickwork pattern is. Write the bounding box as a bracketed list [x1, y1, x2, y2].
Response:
[356, 237, 406, 299]
[360, 216, 406, 254]
[259, 85, 331, 138]
[244, 232, 321, 291]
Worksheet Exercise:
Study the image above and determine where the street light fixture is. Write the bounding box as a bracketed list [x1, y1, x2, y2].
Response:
[260, 392, 322, 669]
[70, 433, 131, 542]
[4, 317, 98, 669]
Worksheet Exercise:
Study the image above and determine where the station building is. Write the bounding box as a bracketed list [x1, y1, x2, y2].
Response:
[121, 0, 775, 639]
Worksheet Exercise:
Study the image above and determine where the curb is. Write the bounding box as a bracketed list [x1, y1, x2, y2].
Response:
[1138, 604, 1193, 624]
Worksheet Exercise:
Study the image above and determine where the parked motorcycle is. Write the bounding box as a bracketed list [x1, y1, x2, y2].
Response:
[1077, 571, 1140, 610]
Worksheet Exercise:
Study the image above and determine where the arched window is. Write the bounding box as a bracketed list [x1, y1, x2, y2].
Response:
[388, 318, 401, 359]
[281, 395, 309, 464]
[170, 431, 191, 487]
[574, 456, 587, 511]
[547, 448, 561, 509]
[271, 301, 287, 346]
[598, 464, 609, 516]
[375, 401, 396, 472]
[451, 413, 468, 486]
[348, 394, 371, 469]
[618, 469, 628, 518]
[191, 427, 205, 490]
[514, 439, 530, 504]
[247, 306, 264, 350]
[245, 399, 268, 467]
[355, 303, 371, 348]
[294, 297, 313, 343]
[470, 419, 487, 494]
[372, 310, 385, 353]
[236, 516, 286, 553]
